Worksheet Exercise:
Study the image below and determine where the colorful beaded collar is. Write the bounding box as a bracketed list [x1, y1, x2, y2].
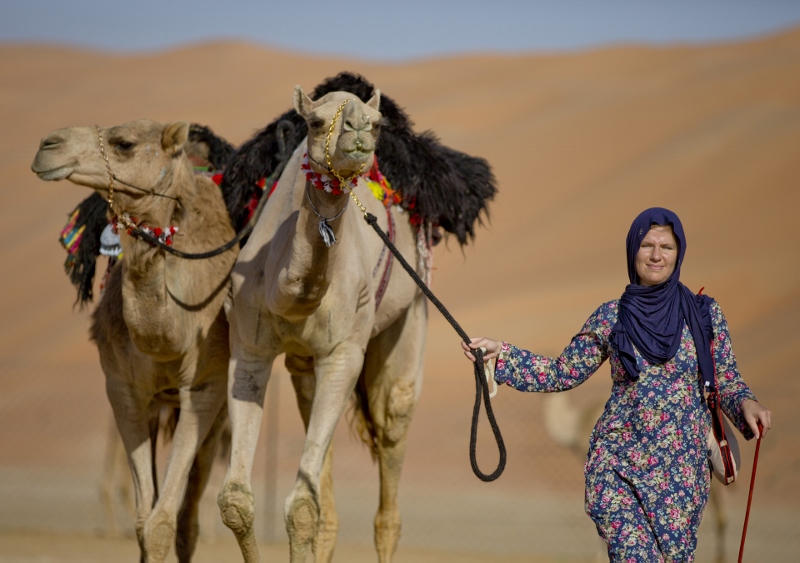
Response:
[301, 151, 359, 195]
[113, 213, 179, 246]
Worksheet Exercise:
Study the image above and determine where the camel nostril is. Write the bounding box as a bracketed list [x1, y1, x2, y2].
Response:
[39, 134, 64, 150]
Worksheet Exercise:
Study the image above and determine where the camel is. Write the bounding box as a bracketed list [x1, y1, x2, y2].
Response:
[31, 119, 238, 562]
[53, 124, 239, 543]
[543, 392, 730, 562]
[217, 73, 496, 563]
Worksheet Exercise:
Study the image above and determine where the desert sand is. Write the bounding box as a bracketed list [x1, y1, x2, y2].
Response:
[1, 27, 799, 561]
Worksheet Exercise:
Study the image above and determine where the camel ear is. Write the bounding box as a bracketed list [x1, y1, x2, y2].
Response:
[162, 121, 189, 156]
[366, 89, 381, 111]
[293, 86, 315, 119]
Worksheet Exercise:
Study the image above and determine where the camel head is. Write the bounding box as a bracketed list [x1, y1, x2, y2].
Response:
[293, 86, 382, 182]
[31, 119, 191, 210]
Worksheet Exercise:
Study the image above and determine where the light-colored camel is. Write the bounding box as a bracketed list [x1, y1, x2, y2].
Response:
[219, 87, 426, 562]
[31, 119, 238, 562]
[543, 392, 730, 562]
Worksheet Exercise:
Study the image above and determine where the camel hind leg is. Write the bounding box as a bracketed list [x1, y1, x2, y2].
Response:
[99, 417, 135, 538]
[175, 403, 228, 563]
[105, 381, 159, 554]
[357, 296, 426, 563]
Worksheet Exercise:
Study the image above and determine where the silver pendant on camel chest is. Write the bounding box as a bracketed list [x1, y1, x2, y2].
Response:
[305, 182, 351, 247]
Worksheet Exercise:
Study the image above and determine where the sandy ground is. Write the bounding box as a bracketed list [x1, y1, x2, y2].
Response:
[1, 25, 800, 562]
[0, 532, 573, 563]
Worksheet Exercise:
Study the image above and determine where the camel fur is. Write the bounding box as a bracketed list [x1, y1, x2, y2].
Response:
[31, 119, 238, 563]
[219, 79, 491, 563]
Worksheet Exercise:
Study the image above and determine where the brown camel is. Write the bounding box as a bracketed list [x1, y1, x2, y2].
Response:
[218, 86, 428, 563]
[31, 119, 238, 562]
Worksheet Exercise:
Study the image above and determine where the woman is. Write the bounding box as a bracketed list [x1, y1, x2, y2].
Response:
[462, 207, 771, 562]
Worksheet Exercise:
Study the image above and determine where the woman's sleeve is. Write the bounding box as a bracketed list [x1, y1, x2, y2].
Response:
[493, 303, 613, 393]
[710, 299, 758, 440]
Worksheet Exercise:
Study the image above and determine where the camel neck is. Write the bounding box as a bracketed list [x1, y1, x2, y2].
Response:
[269, 179, 352, 318]
[118, 170, 235, 360]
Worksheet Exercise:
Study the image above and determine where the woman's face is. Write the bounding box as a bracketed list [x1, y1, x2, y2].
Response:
[635, 225, 678, 286]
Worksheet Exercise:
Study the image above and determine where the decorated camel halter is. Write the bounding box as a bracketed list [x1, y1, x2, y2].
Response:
[96, 125, 181, 245]
[95, 125, 254, 259]
[324, 98, 370, 186]
[305, 98, 372, 247]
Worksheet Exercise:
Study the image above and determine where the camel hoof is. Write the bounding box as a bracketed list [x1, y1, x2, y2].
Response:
[143, 517, 175, 562]
[287, 496, 318, 560]
[218, 482, 255, 538]
[375, 511, 401, 562]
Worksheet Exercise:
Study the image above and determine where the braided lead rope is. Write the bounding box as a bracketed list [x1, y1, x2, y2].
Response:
[360, 209, 506, 481]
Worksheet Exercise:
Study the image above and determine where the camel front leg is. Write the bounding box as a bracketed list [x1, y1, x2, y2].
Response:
[285, 343, 364, 563]
[219, 355, 274, 563]
[289, 365, 339, 563]
[143, 384, 227, 563]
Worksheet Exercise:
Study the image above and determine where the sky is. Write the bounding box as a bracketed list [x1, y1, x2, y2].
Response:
[3, 0, 800, 62]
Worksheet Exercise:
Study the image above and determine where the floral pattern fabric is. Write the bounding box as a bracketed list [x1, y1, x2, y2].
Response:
[494, 299, 756, 562]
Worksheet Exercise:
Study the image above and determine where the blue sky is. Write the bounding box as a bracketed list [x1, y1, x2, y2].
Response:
[3, 0, 800, 61]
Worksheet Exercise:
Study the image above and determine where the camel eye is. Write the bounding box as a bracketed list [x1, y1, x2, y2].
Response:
[307, 117, 326, 131]
[111, 138, 135, 151]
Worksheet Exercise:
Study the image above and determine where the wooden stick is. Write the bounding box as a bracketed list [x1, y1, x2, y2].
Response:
[738, 422, 763, 562]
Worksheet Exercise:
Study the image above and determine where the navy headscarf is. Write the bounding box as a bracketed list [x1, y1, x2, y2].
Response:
[609, 208, 716, 389]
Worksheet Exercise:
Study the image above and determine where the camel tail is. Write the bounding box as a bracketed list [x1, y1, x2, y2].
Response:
[347, 374, 379, 463]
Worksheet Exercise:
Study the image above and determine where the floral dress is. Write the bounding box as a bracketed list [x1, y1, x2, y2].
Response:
[494, 299, 756, 562]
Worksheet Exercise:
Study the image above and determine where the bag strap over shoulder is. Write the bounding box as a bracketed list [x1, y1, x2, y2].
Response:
[699, 286, 739, 485]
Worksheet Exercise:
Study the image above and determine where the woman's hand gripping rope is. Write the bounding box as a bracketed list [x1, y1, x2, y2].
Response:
[462, 337, 500, 398]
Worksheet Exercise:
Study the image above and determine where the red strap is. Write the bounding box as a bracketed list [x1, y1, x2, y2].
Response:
[708, 391, 737, 483]
[374, 207, 395, 311]
[708, 317, 737, 484]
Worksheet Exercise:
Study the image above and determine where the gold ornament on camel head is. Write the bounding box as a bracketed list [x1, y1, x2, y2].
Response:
[293, 86, 382, 187]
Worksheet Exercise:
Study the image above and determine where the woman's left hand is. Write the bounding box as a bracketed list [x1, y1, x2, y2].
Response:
[461, 337, 502, 363]
[741, 399, 771, 439]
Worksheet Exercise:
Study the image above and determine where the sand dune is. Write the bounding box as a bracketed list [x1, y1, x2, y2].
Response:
[1, 25, 798, 557]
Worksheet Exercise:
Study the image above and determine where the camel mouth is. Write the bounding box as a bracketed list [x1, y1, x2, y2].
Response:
[32, 163, 76, 181]
[342, 149, 373, 164]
